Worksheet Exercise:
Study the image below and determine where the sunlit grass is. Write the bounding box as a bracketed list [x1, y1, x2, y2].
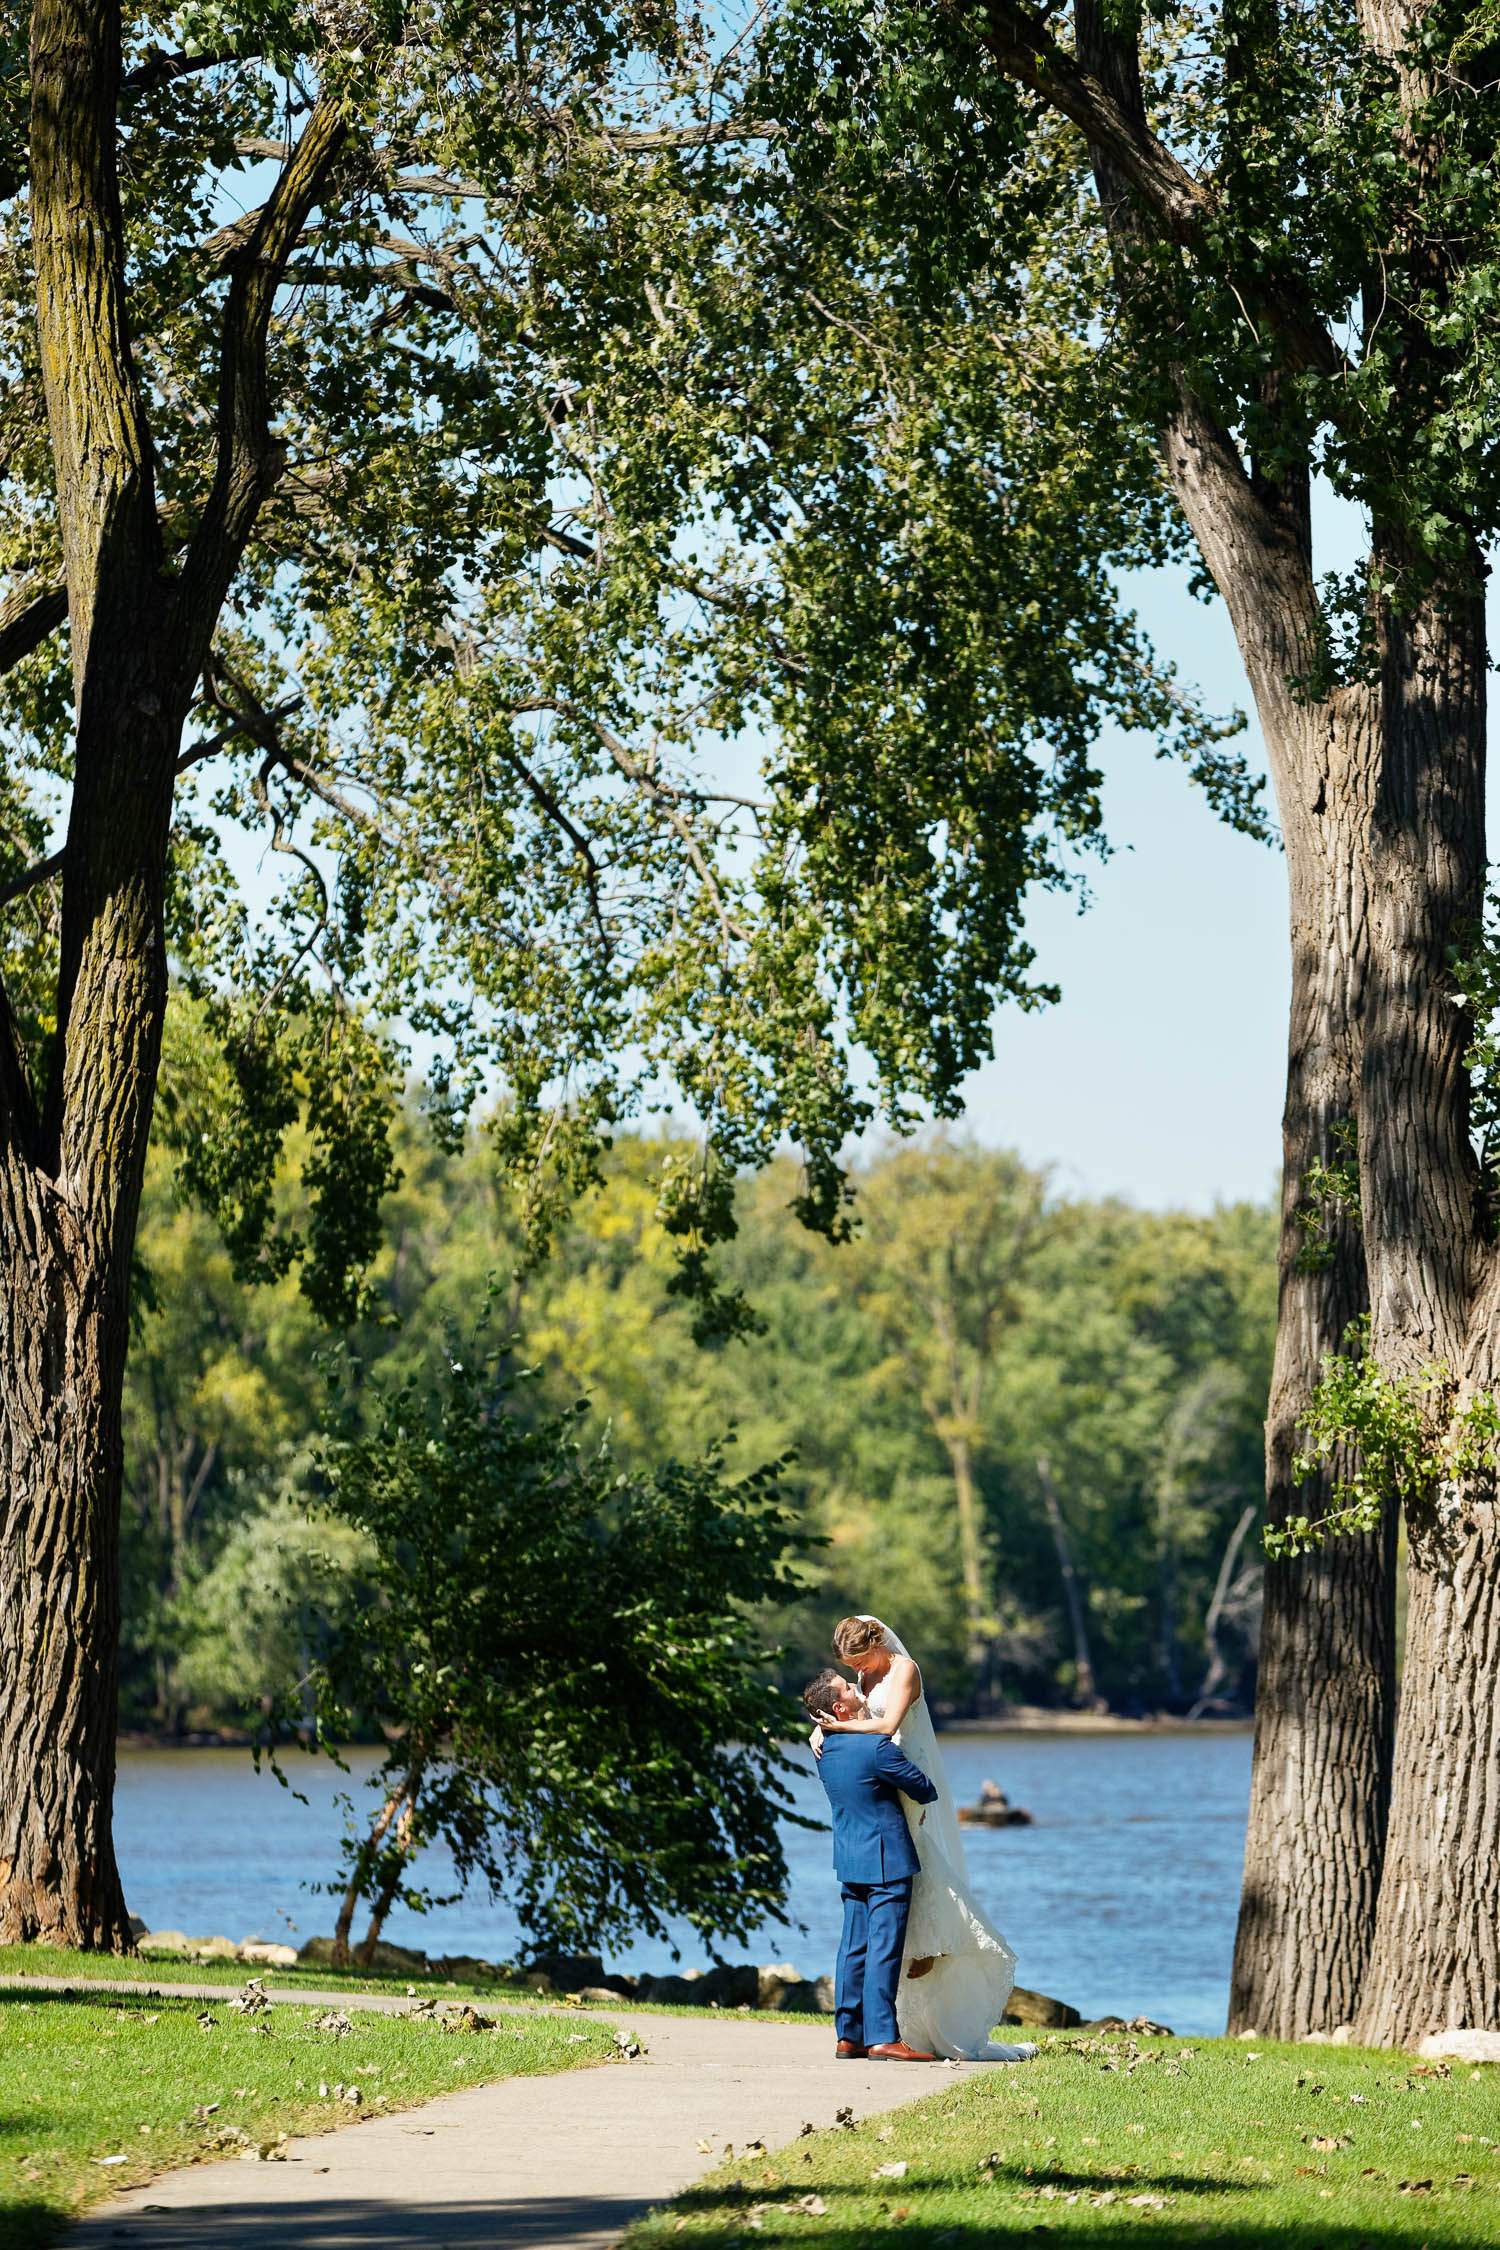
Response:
[0, 1943, 812, 2022]
[0, 1983, 616, 2248]
[625, 2029, 1500, 2247]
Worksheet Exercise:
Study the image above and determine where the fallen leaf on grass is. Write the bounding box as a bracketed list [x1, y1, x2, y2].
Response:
[229, 1981, 271, 2018]
[792, 2193, 828, 2214]
[441, 2005, 494, 2034]
[93, 2155, 128, 2166]
[1306, 2134, 1352, 2151]
[872, 2161, 908, 2179]
[1398, 2179, 1434, 2195]
[313, 2009, 354, 2038]
[1126, 2194, 1167, 2210]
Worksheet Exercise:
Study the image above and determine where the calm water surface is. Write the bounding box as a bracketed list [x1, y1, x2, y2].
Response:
[115, 1730, 1251, 2037]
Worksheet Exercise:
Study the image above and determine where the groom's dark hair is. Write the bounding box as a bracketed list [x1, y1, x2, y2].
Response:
[803, 1669, 849, 1722]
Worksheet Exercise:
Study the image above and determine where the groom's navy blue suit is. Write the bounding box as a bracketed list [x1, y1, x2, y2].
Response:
[815, 1734, 938, 2050]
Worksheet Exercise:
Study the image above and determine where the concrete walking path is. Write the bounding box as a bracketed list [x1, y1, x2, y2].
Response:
[8, 1976, 998, 2248]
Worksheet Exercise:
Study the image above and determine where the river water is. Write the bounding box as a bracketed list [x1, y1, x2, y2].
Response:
[115, 1728, 1252, 2037]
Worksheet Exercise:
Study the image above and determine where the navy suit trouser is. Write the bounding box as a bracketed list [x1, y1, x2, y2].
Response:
[835, 1875, 912, 2050]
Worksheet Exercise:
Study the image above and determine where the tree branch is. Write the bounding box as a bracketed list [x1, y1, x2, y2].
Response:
[493, 743, 614, 960]
[180, 93, 348, 674]
[506, 696, 752, 951]
[0, 578, 68, 677]
[959, 0, 1344, 379]
[0, 697, 302, 915]
[122, 44, 255, 92]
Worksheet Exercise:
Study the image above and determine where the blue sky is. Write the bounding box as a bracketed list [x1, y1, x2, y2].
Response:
[957, 558, 1289, 1214]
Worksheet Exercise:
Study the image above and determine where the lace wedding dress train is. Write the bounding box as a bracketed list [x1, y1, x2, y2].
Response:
[861, 1617, 1037, 2063]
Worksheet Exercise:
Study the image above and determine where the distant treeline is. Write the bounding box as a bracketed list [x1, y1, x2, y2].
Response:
[122, 1105, 1275, 1732]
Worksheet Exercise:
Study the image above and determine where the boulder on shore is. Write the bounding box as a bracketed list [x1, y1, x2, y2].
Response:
[297, 1934, 431, 1975]
[637, 1972, 705, 2006]
[431, 1954, 508, 1985]
[1418, 2028, 1500, 2064]
[697, 1963, 760, 2010]
[240, 1939, 298, 1968]
[522, 1952, 609, 1992]
[136, 1929, 194, 1959]
[1003, 1985, 1082, 2029]
[756, 1962, 827, 2013]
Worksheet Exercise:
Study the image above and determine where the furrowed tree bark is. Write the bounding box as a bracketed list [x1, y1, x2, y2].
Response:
[1345, 0, 1497, 2046]
[1172, 408, 1393, 2041]
[1353, 567, 1493, 2047]
[1073, 0, 1393, 2040]
[0, 0, 175, 1949]
[0, 0, 345, 1944]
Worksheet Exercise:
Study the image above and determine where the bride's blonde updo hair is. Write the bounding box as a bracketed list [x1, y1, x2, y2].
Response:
[833, 1615, 887, 1662]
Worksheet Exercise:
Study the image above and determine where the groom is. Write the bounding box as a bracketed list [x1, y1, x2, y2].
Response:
[804, 1668, 939, 2062]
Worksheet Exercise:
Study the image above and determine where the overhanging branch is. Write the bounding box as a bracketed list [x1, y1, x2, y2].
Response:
[0, 579, 68, 678]
[959, 0, 1345, 380]
[181, 94, 349, 665]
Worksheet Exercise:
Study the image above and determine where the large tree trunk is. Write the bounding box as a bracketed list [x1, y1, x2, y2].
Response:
[1229, 741, 1395, 2037]
[0, 0, 345, 1944]
[0, 695, 177, 1945]
[1072, 0, 1398, 2039]
[1357, 1508, 1500, 2044]
[1352, 571, 1491, 2047]
[0, 1177, 135, 1947]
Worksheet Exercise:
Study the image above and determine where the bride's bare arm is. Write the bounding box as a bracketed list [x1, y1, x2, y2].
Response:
[819, 1654, 921, 1735]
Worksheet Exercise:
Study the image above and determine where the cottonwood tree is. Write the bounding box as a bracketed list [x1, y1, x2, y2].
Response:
[0, 4, 1233, 1943]
[755, 0, 1500, 2040]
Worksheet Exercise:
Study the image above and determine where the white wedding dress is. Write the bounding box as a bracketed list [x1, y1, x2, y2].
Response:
[859, 1617, 1037, 2062]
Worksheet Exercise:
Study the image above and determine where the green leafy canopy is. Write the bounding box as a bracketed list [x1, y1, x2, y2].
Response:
[1, 0, 1252, 1326]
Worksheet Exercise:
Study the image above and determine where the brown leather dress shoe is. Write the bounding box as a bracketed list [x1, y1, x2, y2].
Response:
[867, 2039, 938, 2062]
[835, 2038, 868, 2059]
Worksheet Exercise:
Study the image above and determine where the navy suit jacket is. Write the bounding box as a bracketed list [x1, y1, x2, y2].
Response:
[816, 1732, 939, 1884]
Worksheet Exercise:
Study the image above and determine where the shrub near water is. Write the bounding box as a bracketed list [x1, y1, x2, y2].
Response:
[0, 1987, 615, 2249]
[627, 2032, 1500, 2247]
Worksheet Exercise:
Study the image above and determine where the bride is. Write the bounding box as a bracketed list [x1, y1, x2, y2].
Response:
[816, 1613, 1036, 2063]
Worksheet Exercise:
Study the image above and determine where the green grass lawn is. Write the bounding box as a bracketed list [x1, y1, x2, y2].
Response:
[0, 1943, 811, 2022]
[0, 1981, 617, 2248]
[0, 1941, 533, 2003]
[625, 2028, 1500, 2248]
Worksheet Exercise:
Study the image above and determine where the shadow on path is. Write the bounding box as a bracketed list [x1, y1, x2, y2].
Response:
[70, 2193, 651, 2248]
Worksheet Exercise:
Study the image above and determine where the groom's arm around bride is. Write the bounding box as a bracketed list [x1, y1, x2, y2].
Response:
[803, 1667, 939, 2063]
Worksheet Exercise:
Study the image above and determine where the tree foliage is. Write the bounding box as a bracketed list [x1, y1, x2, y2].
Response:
[124, 1093, 1275, 1731]
[271, 1320, 808, 1963]
[1, 0, 1258, 1334]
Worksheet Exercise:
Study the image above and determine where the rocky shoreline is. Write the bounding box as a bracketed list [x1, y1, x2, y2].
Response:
[129, 1923, 1164, 2035]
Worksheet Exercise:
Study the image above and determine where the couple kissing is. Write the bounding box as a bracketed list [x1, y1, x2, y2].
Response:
[805, 1615, 1038, 2065]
